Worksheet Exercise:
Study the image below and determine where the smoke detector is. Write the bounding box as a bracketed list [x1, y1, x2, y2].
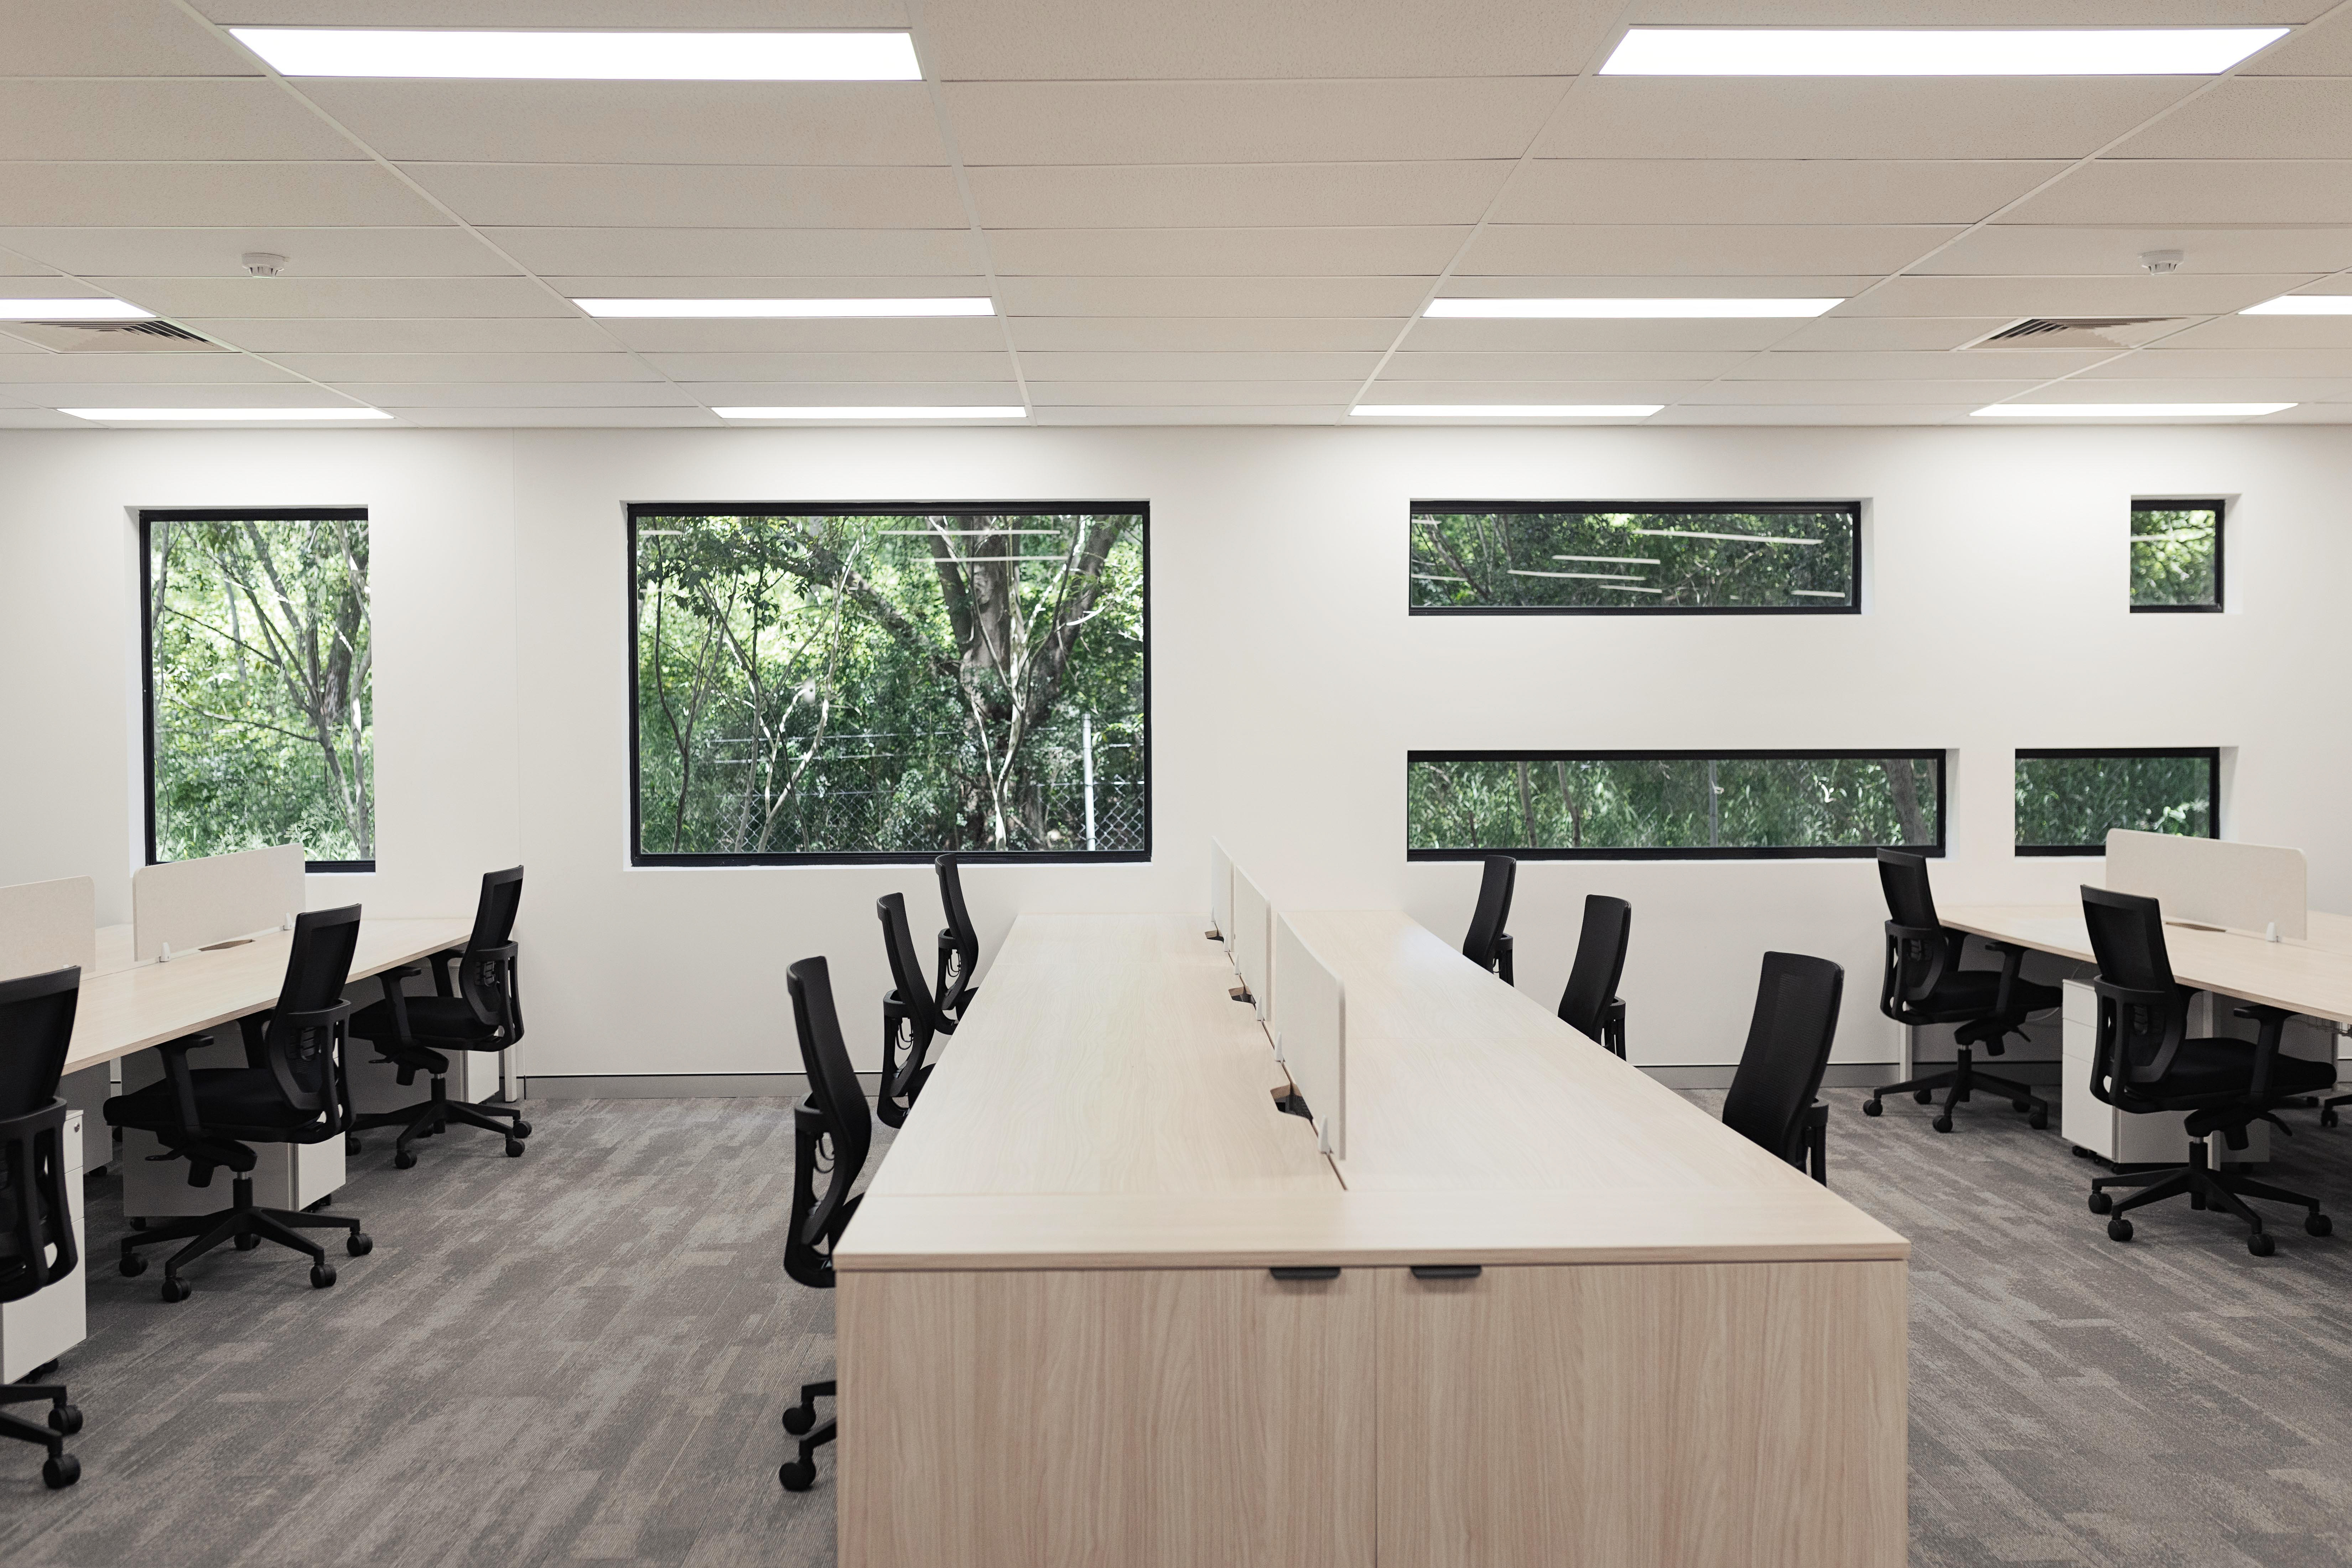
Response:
[2141, 250, 2184, 275]
[242, 252, 287, 277]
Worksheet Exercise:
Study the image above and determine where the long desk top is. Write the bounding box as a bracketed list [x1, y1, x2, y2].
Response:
[1943, 903, 2352, 1027]
[838, 909, 1907, 1272]
[66, 915, 473, 1075]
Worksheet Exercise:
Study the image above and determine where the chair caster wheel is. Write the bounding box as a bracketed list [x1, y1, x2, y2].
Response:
[393, 1150, 417, 1169]
[310, 1195, 332, 1211]
[1862, 1099, 1883, 1117]
[129, 1217, 148, 1231]
[234, 1232, 260, 1251]
[2324, 1108, 2340, 1128]
[42, 1454, 79, 1489]
[2029, 1109, 2049, 1130]
[2106, 1217, 2134, 1243]
[1914, 1090, 1934, 1104]
[783, 1405, 816, 1435]
[161, 1277, 191, 1302]
[504, 1138, 525, 1157]
[2249, 1231, 2276, 1257]
[779, 1459, 816, 1492]
[2011, 1099, 2032, 1113]
[48, 1404, 82, 1436]
[511, 1120, 533, 1138]
[2307, 1213, 2333, 1237]
[347, 1137, 362, 1155]
[347, 1232, 373, 1256]
[310, 1263, 337, 1289]
[2088, 1191, 2113, 1214]
[1932, 1115, 1953, 1133]
[120, 1252, 147, 1277]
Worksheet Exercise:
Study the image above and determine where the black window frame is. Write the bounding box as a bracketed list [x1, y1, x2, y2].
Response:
[625, 500, 1153, 868]
[2129, 497, 2224, 615]
[1405, 748, 1945, 862]
[140, 505, 375, 874]
[2013, 746, 2221, 857]
[1408, 500, 1865, 617]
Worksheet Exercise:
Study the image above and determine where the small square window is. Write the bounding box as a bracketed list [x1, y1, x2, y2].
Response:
[2130, 499, 2222, 611]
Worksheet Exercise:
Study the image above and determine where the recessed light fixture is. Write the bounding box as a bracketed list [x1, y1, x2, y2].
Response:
[1970, 402, 2294, 419]
[228, 27, 923, 81]
[0, 298, 154, 321]
[2240, 295, 2352, 315]
[1351, 405, 1664, 419]
[714, 406, 1026, 420]
[1426, 298, 1840, 319]
[576, 298, 993, 319]
[59, 407, 393, 422]
[1599, 27, 2286, 76]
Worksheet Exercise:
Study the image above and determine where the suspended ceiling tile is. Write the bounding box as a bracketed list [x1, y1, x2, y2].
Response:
[1008, 317, 1403, 352]
[268, 352, 663, 382]
[2110, 79, 2352, 160]
[2073, 347, 2352, 378]
[1026, 380, 1365, 406]
[1398, 317, 1810, 352]
[1016, 349, 1382, 381]
[1767, 317, 2020, 351]
[486, 227, 982, 276]
[1628, 0, 2330, 21]
[328, 380, 704, 407]
[7, 0, 261, 74]
[2001, 161, 2352, 226]
[945, 79, 1563, 165]
[996, 276, 1434, 317]
[2026, 375, 2352, 400]
[1675, 378, 2047, 404]
[1925, 225, 2352, 277]
[0, 249, 64, 278]
[0, 163, 446, 228]
[1727, 348, 2112, 380]
[541, 276, 991, 299]
[384, 406, 726, 427]
[0, 410, 85, 428]
[1461, 224, 1965, 276]
[0, 81, 360, 162]
[1649, 404, 1972, 425]
[922, 0, 1619, 79]
[643, 351, 1015, 381]
[399, 164, 967, 229]
[1531, 78, 2194, 160]
[303, 81, 947, 166]
[1364, 379, 1709, 404]
[1031, 406, 1342, 424]
[1382, 349, 1754, 380]
[986, 226, 1462, 279]
[0, 357, 303, 385]
[966, 162, 1514, 229]
[197, 0, 908, 21]
[677, 381, 1024, 404]
[185, 317, 619, 354]
[591, 317, 1011, 353]
[108, 276, 571, 319]
[0, 226, 512, 279]
[2259, 406, 2352, 421]
[1438, 274, 1878, 299]
[1839, 274, 2315, 317]
[2243, 8, 2352, 73]
[5, 383, 361, 408]
[2156, 314, 2352, 348]
[1499, 160, 2066, 227]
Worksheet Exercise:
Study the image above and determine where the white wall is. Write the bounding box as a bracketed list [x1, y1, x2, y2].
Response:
[3, 423, 2345, 1078]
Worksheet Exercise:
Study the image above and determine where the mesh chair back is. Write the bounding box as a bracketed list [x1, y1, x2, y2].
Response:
[1557, 895, 1632, 1042]
[935, 854, 979, 1002]
[0, 966, 81, 1303]
[2081, 885, 2188, 1097]
[1876, 850, 1940, 931]
[458, 866, 525, 1041]
[2081, 886, 2177, 993]
[1462, 855, 1516, 972]
[259, 905, 361, 1115]
[785, 956, 872, 1281]
[1722, 952, 1846, 1167]
[878, 892, 945, 1039]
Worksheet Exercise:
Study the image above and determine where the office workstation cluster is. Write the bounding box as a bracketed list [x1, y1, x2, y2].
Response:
[15, 2, 2352, 1565]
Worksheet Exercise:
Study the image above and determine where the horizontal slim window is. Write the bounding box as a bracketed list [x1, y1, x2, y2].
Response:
[1407, 751, 1943, 860]
[2130, 499, 2222, 612]
[2015, 748, 2218, 855]
[1410, 501, 1860, 614]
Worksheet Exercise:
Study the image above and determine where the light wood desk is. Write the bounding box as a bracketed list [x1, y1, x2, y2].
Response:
[837, 911, 1909, 1568]
[1943, 904, 2352, 1028]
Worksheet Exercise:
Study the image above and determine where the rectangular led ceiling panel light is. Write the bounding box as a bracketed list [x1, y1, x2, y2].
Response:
[1427, 298, 1840, 319]
[576, 298, 993, 318]
[229, 28, 923, 81]
[715, 406, 1026, 420]
[2241, 295, 2352, 315]
[1600, 27, 2287, 76]
[1971, 402, 2293, 418]
[0, 298, 153, 321]
[60, 407, 393, 422]
[1351, 405, 1664, 418]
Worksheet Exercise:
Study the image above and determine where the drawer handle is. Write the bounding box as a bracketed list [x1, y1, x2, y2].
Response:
[1269, 1266, 1341, 1281]
[1409, 1265, 1483, 1281]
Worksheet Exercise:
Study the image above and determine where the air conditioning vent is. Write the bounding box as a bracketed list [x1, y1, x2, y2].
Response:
[1960, 317, 2181, 352]
[0, 318, 223, 353]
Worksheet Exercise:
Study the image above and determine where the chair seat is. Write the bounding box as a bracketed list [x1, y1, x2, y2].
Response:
[102, 1069, 317, 1135]
[350, 995, 499, 1050]
[1897, 969, 2061, 1024]
[2131, 1038, 2337, 1101]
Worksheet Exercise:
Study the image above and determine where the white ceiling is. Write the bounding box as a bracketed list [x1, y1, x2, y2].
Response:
[5, 0, 2352, 427]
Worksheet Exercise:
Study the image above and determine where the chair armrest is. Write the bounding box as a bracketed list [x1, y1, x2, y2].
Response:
[1495, 932, 1515, 987]
[157, 1033, 211, 1136]
[377, 964, 421, 1041]
[1803, 1100, 1829, 1185]
[2233, 1004, 2295, 1097]
[428, 949, 462, 998]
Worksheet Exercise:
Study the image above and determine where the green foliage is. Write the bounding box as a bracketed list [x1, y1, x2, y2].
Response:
[1408, 756, 1938, 853]
[149, 515, 372, 863]
[1411, 508, 1855, 609]
[634, 511, 1145, 857]
[2016, 753, 2212, 849]
[2130, 505, 2219, 608]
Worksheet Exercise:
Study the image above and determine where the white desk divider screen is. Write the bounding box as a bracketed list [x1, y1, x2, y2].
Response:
[133, 843, 307, 962]
[1272, 913, 1344, 1159]
[2106, 829, 2308, 941]
[1232, 865, 1272, 1023]
[0, 877, 97, 984]
[1208, 838, 1234, 950]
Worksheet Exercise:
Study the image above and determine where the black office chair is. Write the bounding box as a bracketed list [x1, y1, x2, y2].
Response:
[934, 853, 981, 1018]
[1722, 952, 1845, 1184]
[1461, 855, 1516, 984]
[347, 867, 532, 1167]
[778, 955, 871, 1493]
[2080, 886, 2333, 1256]
[1557, 894, 1632, 1057]
[0, 967, 86, 1489]
[877, 891, 954, 1130]
[1864, 850, 2058, 1132]
[104, 905, 373, 1300]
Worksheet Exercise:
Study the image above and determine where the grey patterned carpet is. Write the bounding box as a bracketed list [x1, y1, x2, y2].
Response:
[5, 1087, 2352, 1566]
